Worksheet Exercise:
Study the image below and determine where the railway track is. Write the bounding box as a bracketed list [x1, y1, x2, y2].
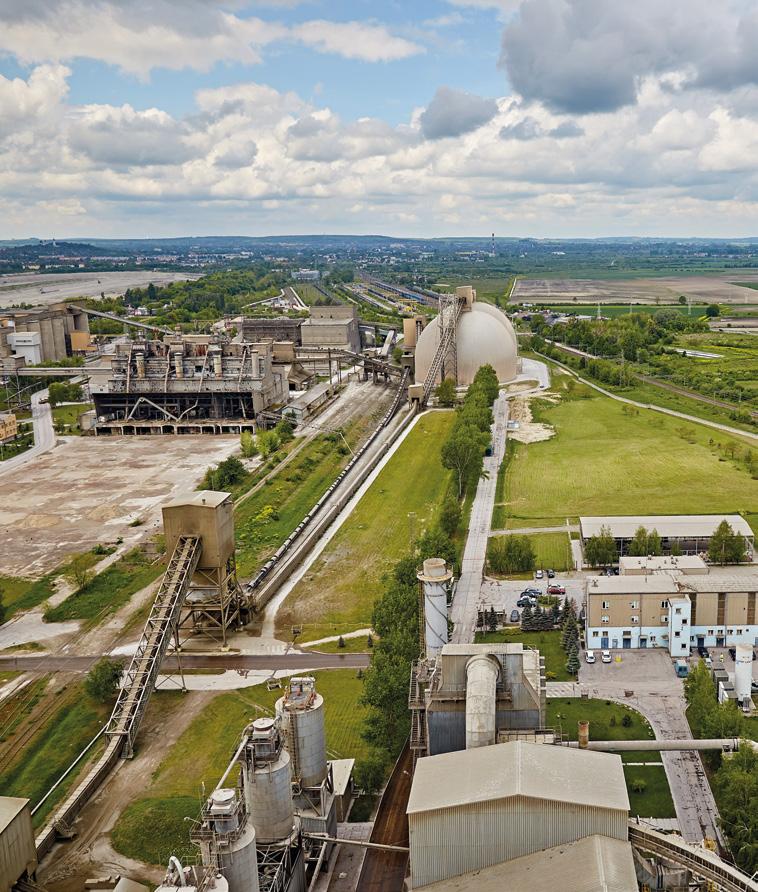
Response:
[357, 745, 412, 892]
[0, 677, 66, 773]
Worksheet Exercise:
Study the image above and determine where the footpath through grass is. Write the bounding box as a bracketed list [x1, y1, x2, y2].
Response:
[275, 410, 455, 640]
[504, 381, 757, 524]
[475, 628, 571, 681]
[112, 670, 367, 866]
[547, 698, 676, 818]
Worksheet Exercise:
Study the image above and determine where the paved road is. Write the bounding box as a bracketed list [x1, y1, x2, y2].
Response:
[0, 652, 371, 673]
[0, 387, 55, 476]
[450, 394, 509, 643]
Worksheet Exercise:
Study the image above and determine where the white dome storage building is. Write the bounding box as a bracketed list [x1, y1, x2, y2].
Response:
[413, 286, 519, 386]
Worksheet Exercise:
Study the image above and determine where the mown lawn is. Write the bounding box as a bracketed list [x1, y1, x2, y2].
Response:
[112, 669, 368, 865]
[52, 402, 93, 433]
[44, 549, 164, 625]
[475, 628, 571, 681]
[504, 386, 757, 522]
[275, 411, 455, 640]
[531, 532, 572, 572]
[546, 698, 675, 818]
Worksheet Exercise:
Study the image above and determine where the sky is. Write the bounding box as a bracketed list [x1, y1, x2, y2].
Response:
[2, 0, 758, 239]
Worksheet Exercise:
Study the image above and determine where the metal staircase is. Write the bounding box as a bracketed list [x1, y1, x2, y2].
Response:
[105, 535, 201, 757]
[421, 296, 464, 405]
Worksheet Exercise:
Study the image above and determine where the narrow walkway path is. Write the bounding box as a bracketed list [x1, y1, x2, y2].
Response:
[450, 394, 509, 644]
[491, 523, 579, 535]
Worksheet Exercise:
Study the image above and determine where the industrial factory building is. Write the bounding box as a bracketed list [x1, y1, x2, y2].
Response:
[0, 303, 90, 369]
[580, 514, 755, 561]
[300, 306, 360, 353]
[90, 336, 287, 433]
[0, 797, 37, 892]
[412, 286, 519, 387]
[241, 317, 303, 345]
[585, 568, 758, 655]
[406, 741, 633, 889]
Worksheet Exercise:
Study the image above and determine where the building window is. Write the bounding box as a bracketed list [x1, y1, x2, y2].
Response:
[675, 607, 682, 615]
[661, 615, 668, 623]
[661, 600, 669, 608]
[728, 629, 734, 635]
[708, 629, 714, 635]
[651, 636, 657, 643]
[630, 600, 639, 609]
[682, 619, 688, 625]
[602, 601, 610, 609]
[674, 631, 681, 637]
[601, 615, 609, 624]
[623, 630, 632, 636]
[631, 616, 639, 624]
[593, 631, 599, 637]
[737, 629, 743, 634]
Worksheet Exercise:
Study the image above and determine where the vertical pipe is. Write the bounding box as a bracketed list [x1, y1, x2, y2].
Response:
[578, 720, 589, 749]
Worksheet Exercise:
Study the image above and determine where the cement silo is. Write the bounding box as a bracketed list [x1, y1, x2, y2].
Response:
[242, 718, 295, 843]
[203, 788, 260, 892]
[277, 677, 327, 788]
[418, 559, 452, 659]
[465, 654, 500, 749]
[734, 644, 753, 705]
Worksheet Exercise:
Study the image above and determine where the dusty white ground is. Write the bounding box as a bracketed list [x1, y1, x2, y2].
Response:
[0, 270, 200, 309]
[0, 434, 238, 575]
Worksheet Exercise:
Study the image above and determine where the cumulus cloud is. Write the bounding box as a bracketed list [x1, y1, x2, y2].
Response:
[500, 0, 758, 114]
[291, 21, 423, 62]
[420, 86, 498, 139]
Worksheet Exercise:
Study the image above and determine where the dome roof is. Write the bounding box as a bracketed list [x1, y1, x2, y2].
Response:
[413, 300, 518, 386]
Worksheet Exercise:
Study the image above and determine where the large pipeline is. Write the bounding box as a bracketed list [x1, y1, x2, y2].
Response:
[570, 738, 754, 752]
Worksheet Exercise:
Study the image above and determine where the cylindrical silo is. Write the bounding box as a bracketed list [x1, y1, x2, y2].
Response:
[277, 677, 327, 788]
[578, 720, 590, 749]
[173, 351, 184, 378]
[212, 348, 223, 377]
[135, 352, 146, 378]
[417, 558, 453, 659]
[217, 822, 259, 892]
[245, 718, 295, 843]
[734, 645, 753, 703]
[465, 654, 499, 749]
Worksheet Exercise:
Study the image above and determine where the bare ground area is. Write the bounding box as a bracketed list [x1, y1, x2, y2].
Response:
[37, 690, 214, 892]
[513, 273, 758, 304]
[0, 435, 238, 576]
[0, 271, 200, 309]
[508, 394, 556, 444]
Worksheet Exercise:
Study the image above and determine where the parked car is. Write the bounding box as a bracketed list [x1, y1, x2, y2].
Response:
[547, 584, 566, 595]
[535, 569, 544, 579]
[547, 568, 555, 578]
[601, 650, 612, 663]
[510, 609, 520, 623]
[521, 587, 541, 597]
[516, 596, 538, 608]
[585, 650, 596, 664]
[697, 645, 709, 659]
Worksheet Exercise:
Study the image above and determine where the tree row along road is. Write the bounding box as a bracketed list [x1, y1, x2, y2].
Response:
[0, 653, 371, 672]
[536, 349, 758, 442]
[548, 339, 758, 422]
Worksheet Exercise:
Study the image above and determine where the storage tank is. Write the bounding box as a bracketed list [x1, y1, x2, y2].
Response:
[211, 348, 223, 377]
[418, 558, 452, 659]
[173, 350, 184, 378]
[465, 654, 499, 749]
[277, 677, 327, 788]
[734, 644, 753, 703]
[135, 351, 146, 378]
[244, 718, 295, 843]
[205, 789, 260, 892]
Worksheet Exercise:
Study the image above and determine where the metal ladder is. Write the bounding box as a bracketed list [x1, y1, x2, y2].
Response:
[421, 297, 464, 405]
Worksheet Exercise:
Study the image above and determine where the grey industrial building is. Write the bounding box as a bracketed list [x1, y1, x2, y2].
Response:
[90, 336, 287, 433]
[300, 306, 360, 353]
[0, 797, 37, 892]
[241, 317, 303, 345]
[0, 303, 90, 369]
[407, 741, 633, 889]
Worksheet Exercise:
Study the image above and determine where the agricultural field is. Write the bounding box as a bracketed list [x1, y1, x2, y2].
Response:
[546, 698, 675, 818]
[112, 670, 367, 866]
[502, 382, 757, 528]
[536, 303, 710, 318]
[275, 410, 455, 640]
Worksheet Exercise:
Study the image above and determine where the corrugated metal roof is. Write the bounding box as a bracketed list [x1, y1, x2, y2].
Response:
[407, 741, 629, 815]
[163, 490, 230, 508]
[619, 555, 708, 572]
[580, 514, 754, 539]
[0, 797, 27, 834]
[589, 574, 758, 594]
[411, 835, 637, 891]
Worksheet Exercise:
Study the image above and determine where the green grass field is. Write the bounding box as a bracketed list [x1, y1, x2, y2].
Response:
[503, 384, 757, 524]
[44, 549, 164, 625]
[531, 532, 572, 571]
[546, 698, 675, 818]
[0, 574, 56, 618]
[475, 629, 571, 681]
[52, 402, 93, 433]
[302, 635, 375, 653]
[0, 681, 109, 827]
[112, 670, 367, 865]
[275, 411, 455, 640]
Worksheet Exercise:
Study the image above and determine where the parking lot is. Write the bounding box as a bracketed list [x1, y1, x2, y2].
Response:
[480, 574, 585, 622]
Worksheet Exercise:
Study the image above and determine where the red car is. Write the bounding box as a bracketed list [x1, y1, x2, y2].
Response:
[547, 583, 566, 595]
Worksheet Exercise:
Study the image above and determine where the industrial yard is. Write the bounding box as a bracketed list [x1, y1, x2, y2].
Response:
[2, 274, 758, 892]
